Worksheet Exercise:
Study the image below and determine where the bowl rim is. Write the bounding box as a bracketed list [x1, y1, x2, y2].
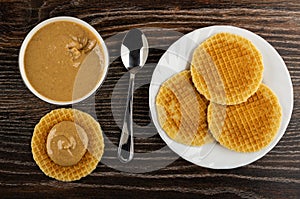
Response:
[19, 16, 110, 105]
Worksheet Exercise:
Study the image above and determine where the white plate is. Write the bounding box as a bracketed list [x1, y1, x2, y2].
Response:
[149, 25, 293, 169]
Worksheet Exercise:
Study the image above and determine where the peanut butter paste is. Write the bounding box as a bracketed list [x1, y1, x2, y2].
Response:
[46, 121, 88, 166]
[24, 21, 105, 102]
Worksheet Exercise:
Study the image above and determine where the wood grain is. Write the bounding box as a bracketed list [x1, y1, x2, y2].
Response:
[0, 0, 299, 198]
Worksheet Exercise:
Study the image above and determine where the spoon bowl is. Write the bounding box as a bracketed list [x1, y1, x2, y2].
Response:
[121, 29, 148, 72]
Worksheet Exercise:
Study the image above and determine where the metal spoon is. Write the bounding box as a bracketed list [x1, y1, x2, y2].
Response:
[118, 29, 149, 163]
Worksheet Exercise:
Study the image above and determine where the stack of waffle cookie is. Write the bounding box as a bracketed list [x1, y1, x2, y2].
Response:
[156, 32, 282, 152]
[32, 108, 104, 181]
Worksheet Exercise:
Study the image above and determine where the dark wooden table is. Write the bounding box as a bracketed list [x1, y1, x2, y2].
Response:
[0, 0, 299, 198]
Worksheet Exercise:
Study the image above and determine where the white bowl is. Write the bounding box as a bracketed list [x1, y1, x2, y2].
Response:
[19, 16, 109, 105]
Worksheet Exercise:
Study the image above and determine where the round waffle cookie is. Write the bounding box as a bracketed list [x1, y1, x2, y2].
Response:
[208, 84, 282, 152]
[31, 108, 104, 181]
[191, 32, 264, 105]
[156, 70, 214, 146]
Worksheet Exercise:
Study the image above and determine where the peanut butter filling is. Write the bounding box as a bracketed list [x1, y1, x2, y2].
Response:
[46, 121, 88, 166]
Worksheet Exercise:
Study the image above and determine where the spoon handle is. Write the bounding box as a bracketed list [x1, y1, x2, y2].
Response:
[118, 73, 135, 163]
